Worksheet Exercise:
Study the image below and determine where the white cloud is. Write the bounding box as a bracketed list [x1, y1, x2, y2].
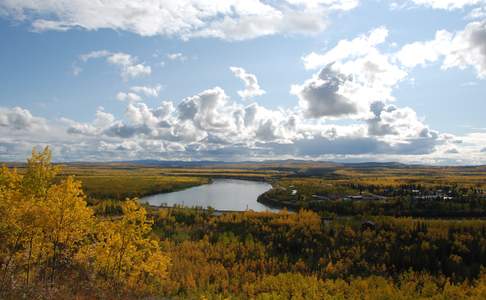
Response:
[0, 106, 46, 131]
[230, 67, 266, 100]
[442, 21, 486, 78]
[93, 108, 116, 128]
[0, 0, 359, 41]
[56, 81, 446, 161]
[122, 64, 151, 79]
[291, 65, 359, 118]
[167, 53, 187, 61]
[116, 92, 142, 102]
[79, 50, 111, 62]
[298, 20, 486, 125]
[285, 0, 359, 10]
[409, 0, 483, 10]
[395, 20, 486, 78]
[78, 50, 151, 80]
[468, 6, 486, 19]
[298, 27, 407, 119]
[66, 107, 115, 136]
[367, 101, 434, 140]
[178, 87, 236, 133]
[394, 30, 452, 68]
[130, 85, 162, 97]
[303, 26, 389, 70]
[63, 86, 300, 154]
[2, 89, 483, 163]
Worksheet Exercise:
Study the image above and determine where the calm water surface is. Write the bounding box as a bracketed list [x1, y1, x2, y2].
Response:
[141, 179, 276, 212]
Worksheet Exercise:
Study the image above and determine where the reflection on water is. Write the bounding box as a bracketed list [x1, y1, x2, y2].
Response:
[140, 179, 276, 212]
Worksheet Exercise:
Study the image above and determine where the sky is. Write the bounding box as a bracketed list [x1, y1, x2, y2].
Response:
[0, 0, 485, 164]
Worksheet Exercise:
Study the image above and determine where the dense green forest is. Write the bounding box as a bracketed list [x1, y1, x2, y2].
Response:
[2, 148, 486, 299]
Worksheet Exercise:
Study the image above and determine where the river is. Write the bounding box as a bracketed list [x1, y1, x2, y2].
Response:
[140, 179, 277, 212]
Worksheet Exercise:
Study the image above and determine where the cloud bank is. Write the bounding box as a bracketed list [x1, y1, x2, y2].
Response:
[0, 0, 359, 41]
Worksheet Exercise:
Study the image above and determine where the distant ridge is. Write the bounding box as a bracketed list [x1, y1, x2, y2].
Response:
[116, 159, 415, 168]
[3, 159, 484, 169]
[340, 162, 409, 168]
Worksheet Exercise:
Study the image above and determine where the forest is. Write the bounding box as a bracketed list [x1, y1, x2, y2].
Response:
[1, 148, 486, 299]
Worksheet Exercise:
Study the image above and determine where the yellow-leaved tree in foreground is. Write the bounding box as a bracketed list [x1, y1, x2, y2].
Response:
[0, 147, 169, 296]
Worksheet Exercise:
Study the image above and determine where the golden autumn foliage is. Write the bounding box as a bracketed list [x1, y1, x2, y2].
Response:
[0, 147, 169, 299]
[3, 148, 486, 298]
[0, 148, 94, 290]
[151, 207, 486, 299]
[76, 200, 169, 293]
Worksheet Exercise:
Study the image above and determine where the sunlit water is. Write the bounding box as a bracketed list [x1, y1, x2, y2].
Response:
[140, 179, 277, 212]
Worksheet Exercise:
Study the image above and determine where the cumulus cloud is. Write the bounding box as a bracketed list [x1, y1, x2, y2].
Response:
[442, 21, 486, 78]
[66, 108, 115, 136]
[63, 86, 299, 154]
[78, 50, 151, 80]
[367, 101, 432, 139]
[395, 30, 453, 68]
[297, 28, 407, 119]
[178, 87, 237, 133]
[57, 80, 445, 162]
[0, 107, 46, 130]
[291, 65, 359, 118]
[297, 20, 486, 127]
[0, 0, 359, 41]
[230, 67, 266, 100]
[395, 20, 486, 78]
[1, 91, 481, 163]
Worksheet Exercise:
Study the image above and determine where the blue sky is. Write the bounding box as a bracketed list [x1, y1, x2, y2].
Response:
[0, 0, 485, 164]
